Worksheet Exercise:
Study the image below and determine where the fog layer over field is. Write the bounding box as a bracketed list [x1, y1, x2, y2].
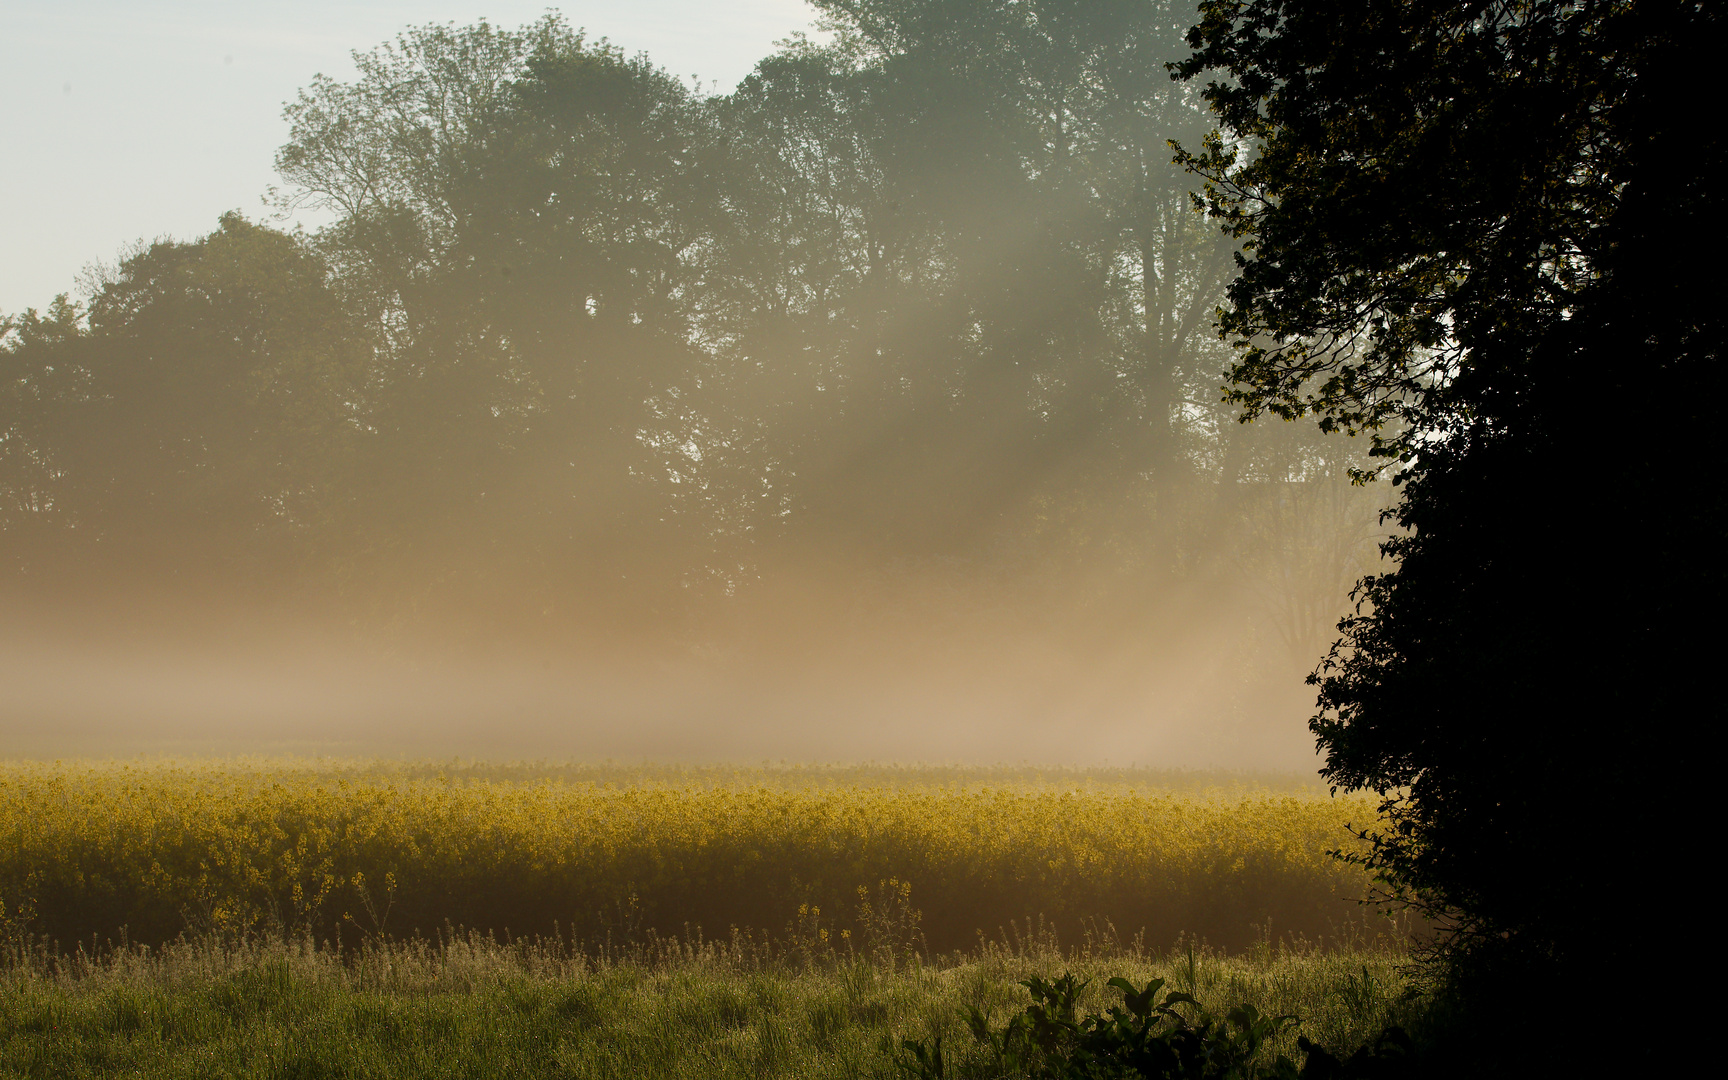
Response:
[0, 6, 1392, 768]
[2, 587, 1330, 766]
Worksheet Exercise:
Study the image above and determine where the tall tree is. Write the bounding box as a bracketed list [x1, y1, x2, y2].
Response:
[0, 297, 87, 570]
[710, 0, 1243, 581]
[1176, 0, 1724, 1057]
[276, 17, 718, 626]
[1, 215, 364, 589]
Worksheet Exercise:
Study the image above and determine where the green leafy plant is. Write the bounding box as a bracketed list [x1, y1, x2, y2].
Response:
[900, 973, 1301, 1079]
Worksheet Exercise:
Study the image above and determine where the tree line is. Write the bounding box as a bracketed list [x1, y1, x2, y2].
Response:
[0, 1, 1383, 655]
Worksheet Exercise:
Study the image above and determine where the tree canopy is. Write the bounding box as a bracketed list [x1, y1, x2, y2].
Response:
[1176, 0, 1723, 1061]
[3, 7, 1383, 652]
[2, 4, 1404, 763]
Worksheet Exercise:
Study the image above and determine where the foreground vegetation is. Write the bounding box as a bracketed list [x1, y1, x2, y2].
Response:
[0, 930, 1411, 1079]
[0, 760, 1382, 955]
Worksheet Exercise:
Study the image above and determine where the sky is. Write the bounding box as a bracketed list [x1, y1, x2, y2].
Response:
[0, 0, 820, 318]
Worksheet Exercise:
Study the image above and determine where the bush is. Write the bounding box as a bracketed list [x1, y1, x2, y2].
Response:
[900, 973, 1420, 1080]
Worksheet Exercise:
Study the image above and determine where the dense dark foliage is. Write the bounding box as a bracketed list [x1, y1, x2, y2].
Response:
[1175, 0, 1722, 1070]
[899, 972, 1419, 1079]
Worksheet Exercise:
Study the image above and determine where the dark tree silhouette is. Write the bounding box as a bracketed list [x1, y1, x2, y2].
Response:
[1176, 0, 1723, 1064]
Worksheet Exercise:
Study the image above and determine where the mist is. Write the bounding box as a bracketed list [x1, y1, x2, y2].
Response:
[0, 5, 1392, 770]
[0, 616, 1312, 767]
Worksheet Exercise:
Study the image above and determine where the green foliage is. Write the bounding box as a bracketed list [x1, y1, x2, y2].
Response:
[901, 971, 1432, 1080]
[900, 973, 1303, 1079]
[0, 214, 366, 582]
[0, 932, 1412, 1080]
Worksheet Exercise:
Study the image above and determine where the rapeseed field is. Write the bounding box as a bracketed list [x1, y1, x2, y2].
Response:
[0, 760, 1384, 956]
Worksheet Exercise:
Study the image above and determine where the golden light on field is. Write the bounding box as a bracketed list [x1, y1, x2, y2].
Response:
[0, 759, 1381, 955]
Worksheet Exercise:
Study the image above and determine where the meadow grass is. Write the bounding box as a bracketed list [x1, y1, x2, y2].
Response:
[0, 927, 1413, 1079]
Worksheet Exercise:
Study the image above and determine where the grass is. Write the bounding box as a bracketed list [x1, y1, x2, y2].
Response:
[0, 929, 1413, 1079]
[0, 760, 1416, 1076]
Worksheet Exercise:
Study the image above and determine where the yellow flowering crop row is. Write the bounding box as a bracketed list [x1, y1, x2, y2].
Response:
[0, 760, 1380, 954]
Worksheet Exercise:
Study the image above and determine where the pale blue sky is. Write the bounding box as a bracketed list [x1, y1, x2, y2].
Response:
[0, 1, 819, 316]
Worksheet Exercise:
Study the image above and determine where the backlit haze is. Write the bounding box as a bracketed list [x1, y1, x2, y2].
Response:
[1, 2, 1391, 769]
[1, 1, 817, 317]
